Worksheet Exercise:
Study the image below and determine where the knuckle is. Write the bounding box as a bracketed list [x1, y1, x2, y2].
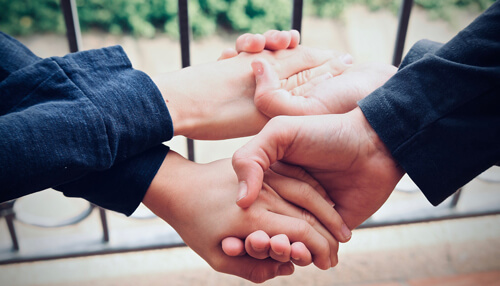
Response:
[301, 208, 317, 227]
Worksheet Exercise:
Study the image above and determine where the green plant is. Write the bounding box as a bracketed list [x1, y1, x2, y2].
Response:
[0, 0, 495, 38]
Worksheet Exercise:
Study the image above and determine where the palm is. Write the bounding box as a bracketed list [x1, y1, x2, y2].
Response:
[290, 113, 403, 228]
[253, 61, 396, 117]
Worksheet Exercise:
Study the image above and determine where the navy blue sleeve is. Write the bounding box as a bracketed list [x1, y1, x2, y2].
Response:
[0, 32, 174, 209]
[358, 1, 500, 206]
[56, 145, 170, 216]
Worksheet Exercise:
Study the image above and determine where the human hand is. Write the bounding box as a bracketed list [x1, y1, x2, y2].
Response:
[232, 108, 404, 229]
[152, 44, 351, 140]
[222, 161, 352, 266]
[251, 58, 397, 116]
[143, 151, 343, 282]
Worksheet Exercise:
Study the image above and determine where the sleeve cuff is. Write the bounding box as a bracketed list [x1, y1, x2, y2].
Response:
[56, 144, 170, 215]
[52, 46, 174, 162]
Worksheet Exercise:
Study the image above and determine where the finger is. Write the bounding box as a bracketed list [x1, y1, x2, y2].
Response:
[288, 72, 332, 97]
[264, 30, 292, 50]
[222, 237, 246, 256]
[262, 182, 339, 268]
[235, 33, 266, 53]
[233, 117, 295, 208]
[218, 48, 238, 61]
[245, 230, 271, 260]
[265, 167, 352, 243]
[270, 162, 335, 206]
[290, 242, 312, 266]
[251, 57, 284, 102]
[289, 30, 300, 48]
[214, 255, 294, 283]
[269, 234, 292, 262]
[280, 54, 351, 91]
[259, 210, 335, 270]
[253, 58, 331, 117]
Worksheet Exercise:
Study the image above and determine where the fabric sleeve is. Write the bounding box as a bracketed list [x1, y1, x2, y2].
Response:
[0, 32, 174, 203]
[358, 1, 500, 206]
[55, 144, 170, 216]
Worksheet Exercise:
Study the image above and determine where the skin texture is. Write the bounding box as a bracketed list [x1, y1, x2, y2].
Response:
[152, 40, 351, 140]
[251, 58, 397, 117]
[142, 151, 346, 283]
[222, 40, 397, 261]
[232, 108, 405, 230]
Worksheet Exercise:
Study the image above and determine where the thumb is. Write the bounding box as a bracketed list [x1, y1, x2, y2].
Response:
[252, 58, 295, 118]
[233, 117, 296, 208]
[252, 58, 282, 98]
[253, 58, 332, 117]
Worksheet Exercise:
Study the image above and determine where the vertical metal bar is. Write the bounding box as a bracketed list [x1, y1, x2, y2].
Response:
[5, 214, 19, 251]
[450, 188, 462, 208]
[392, 0, 413, 67]
[1, 201, 19, 251]
[60, 0, 82, 53]
[178, 0, 195, 162]
[98, 207, 110, 242]
[291, 0, 304, 34]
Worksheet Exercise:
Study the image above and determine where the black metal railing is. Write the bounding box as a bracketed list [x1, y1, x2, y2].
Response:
[1, 0, 499, 264]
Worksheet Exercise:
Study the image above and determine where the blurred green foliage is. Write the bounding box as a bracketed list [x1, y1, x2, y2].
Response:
[0, 0, 495, 37]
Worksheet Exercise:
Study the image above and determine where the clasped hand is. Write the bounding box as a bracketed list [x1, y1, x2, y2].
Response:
[144, 30, 401, 283]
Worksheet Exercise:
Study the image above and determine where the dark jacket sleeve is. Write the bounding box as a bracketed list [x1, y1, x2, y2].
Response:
[358, 1, 500, 206]
[0, 32, 174, 212]
[56, 144, 170, 216]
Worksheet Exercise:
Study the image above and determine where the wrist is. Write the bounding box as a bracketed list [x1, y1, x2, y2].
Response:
[143, 151, 196, 221]
[351, 107, 405, 177]
[152, 58, 258, 139]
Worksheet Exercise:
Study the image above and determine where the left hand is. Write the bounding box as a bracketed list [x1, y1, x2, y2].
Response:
[152, 45, 351, 140]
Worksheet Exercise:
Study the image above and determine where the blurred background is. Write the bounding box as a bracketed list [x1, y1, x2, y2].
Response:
[1, 0, 499, 285]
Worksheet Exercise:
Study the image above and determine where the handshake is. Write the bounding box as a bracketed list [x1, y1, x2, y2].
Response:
[143, 30, 402, 283]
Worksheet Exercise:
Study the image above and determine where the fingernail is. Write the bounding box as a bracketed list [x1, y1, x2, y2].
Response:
[278, 263, 294, 276]
[340, 53, 353, 65]
[341, 223, 352, 240]
[236, 181, 248, 202]
[251, 61, 264, 76]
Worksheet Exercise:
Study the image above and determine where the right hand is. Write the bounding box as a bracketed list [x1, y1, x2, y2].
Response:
[232, 108, 404, 230]
[143, 152, 345, 282]
[218, 30, 301, 60]
[251, 57, 397, 116]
